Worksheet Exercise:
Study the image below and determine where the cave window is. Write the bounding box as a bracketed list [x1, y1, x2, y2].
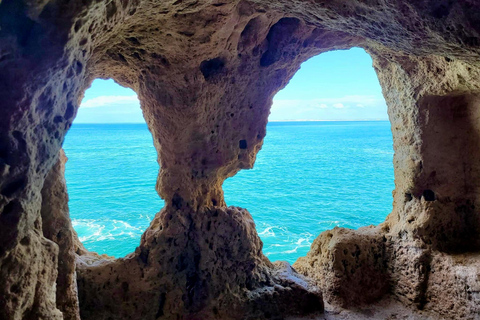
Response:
[63, 79, 162, 257]
[223, 47, 394, 264]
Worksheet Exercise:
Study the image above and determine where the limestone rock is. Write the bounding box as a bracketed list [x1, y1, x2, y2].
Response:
[425, 252, 480, 318]
[2, 0, 480, 319]
[76, 206, 323, 319]
[294, 226, 389, 306]
[40, 150, 80, 320]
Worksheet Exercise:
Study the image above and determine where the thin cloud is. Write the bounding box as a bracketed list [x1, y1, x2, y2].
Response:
[272, 95, 384, 109]
[270, 95, 388, 121]
[81, 95, 139, 108]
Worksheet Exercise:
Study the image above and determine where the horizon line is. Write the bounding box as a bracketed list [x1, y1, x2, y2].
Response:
[73, 119, 390, 125]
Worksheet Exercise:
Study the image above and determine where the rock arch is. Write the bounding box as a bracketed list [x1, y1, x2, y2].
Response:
[1, 0, 480, 319]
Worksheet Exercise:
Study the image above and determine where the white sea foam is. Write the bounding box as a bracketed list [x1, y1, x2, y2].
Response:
[259, 226, 276, 237]
[282, 247, 299, 254]
[295, 238, 308, 245]
[72, 218, 145, 244]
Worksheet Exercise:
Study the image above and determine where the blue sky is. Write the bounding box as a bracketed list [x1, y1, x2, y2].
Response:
[76, 47, 387, 123]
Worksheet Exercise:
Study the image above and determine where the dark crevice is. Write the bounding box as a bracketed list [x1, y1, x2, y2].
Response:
[2, 178, 27, 198]
[200, 58, 225, 80]
[155, 292, 166, 318]
[75, 61, 83, 75]
[260, 17, 300, 67]
[422, 189, 435, 201]
[415, 251, 432, 310]
[239, 140, 247, 149]
[2, 199, 21, 216]
[431, 1, 453, 19]
[172, 193, 184, 209]
[138, 248, 149, 264]
[64, 102, 75, 120]
[106, 1, 117, 19]
[126, 37, 140, 45]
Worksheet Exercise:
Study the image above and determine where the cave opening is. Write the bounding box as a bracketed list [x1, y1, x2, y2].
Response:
[63, 79, 162, 257]
[223, 47, 395, 264]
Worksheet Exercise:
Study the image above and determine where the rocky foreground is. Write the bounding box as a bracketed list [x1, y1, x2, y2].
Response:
[1, 0, 480, 319]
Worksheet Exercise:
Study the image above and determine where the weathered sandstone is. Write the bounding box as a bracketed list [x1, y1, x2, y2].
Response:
[77, 206, 322, 319]
[295, 51, 480, 318]
[40, 150, 80, 320]
[295, 226, 390, 307]
[1, 0, 480, 319]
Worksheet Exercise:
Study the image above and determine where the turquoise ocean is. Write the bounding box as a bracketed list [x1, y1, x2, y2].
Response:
[63, 121, 394, 264]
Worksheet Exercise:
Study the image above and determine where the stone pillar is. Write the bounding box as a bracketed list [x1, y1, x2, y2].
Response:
[377, 53, 480, 313]
[41, 150, 81, 320]
[0, 1, 89, 318]
[294, 51, 480, 316]
[375, 53, 480, 244]
[4, 0, 480, 319]
[76, 14, 360, 319]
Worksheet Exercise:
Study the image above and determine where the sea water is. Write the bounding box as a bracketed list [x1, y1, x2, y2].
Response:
[63, 121, 394, 264]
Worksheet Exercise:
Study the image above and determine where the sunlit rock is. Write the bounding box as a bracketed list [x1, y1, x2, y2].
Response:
[1, 0, 480, 318]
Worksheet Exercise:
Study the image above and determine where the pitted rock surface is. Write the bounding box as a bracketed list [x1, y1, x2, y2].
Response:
[77, 206, 323, 319]
[1, 0, 480, 319]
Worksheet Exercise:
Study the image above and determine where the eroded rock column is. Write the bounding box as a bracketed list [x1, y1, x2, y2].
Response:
[295, 51, 480, 318]
[0, 1, 87, 318]
[41, 150, 81, 320]
[5, 0, 480, 319]
[380, 53, 480, 316]
[76, 10, 361, 318]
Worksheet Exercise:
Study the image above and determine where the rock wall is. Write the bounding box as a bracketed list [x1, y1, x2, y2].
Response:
[1, 0, 480, 319]
[40, 150, 80, 320]
[295, 51, 480, 317]
[77, 206, 322, 319]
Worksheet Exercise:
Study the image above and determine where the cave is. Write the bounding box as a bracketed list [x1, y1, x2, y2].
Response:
[1, 0, 480, 319]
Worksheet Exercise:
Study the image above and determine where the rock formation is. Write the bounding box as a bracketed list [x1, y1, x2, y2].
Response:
[295, 52, 480, 318]
[1, 0, 480, 319]
[40, 151, 81, 320]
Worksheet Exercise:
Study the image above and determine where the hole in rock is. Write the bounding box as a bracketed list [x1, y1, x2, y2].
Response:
[239, 139, 248, 149]
[63, 79, 162, 257]
[223, 48, 394, 264]
[200, 57, 225, 80]
[423, 189, 435, 201]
